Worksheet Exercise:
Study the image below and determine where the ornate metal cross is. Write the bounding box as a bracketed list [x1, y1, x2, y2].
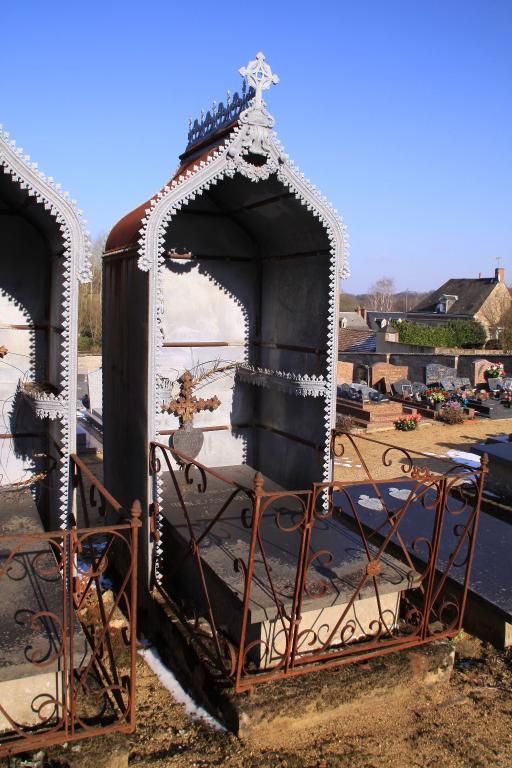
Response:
[162, 370, 220, 428]
[239, 52, 279, 110]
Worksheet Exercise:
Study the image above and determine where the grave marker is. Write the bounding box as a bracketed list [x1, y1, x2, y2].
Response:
[425, 363, 456, 386]
[337, 361, 354, 384]
[472, 359, 493, 386]
[371, 362, 408, 390]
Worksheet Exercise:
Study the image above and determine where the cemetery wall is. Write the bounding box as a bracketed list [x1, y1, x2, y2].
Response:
[340, 351, 512, 383]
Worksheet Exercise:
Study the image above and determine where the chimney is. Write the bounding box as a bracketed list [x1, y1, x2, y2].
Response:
[356, 305, 368, 323]
[495, 267, 505, 283]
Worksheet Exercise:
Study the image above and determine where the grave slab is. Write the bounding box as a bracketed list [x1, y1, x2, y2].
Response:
[159, 465, 416, 668]
[333, 479, 512, 647]
[472, 441, 512, 500]
[0, 488, 87, 732]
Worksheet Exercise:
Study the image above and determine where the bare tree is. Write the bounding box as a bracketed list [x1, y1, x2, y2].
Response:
[78, 232, 106, 350]
[368, 277, 395, 312]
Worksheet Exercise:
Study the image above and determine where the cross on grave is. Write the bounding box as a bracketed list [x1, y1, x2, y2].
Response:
[162, 371, 221, 462]
[239, 52, 279, 110]
[163, 370, 221, 426]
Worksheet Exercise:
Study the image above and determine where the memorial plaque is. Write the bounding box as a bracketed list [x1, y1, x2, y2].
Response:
[453, 377, 471, 389]
[391, 378, 413, 399]
[337, 361, 354, 384]
[472, 359, 493, 386]
[425, 364, 456, 386]
[412, 382, 427, 396]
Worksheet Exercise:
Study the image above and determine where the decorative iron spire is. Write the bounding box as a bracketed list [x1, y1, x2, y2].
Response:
[239, 52, 279, 109]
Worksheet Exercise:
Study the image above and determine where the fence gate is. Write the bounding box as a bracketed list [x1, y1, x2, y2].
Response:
[0, 457, 140, 759]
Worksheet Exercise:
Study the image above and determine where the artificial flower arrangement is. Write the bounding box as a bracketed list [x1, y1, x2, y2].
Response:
[439, 400, 464, 425]
[449, 387, 474, 407]
[485, 362, 506, 378]
[394, 413, 421, 431]
[423, 387, 447, 404]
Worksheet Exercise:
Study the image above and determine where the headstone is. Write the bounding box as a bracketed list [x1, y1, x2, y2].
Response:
[350, 383, 387, 403]
[87, 368, 103, 420]
[391, 378, 413, 399]
[453, 377, 471, 389]
[337, 361, 354, 384]
[472, 359, 493, 386]
[354, 364, 369, 384]
[412, 382, 427, 396]
[502, 378, 512, 391]
[371, 362, 408, 389]
[488, 377, 502, 395]
[425, 364, 456, 386]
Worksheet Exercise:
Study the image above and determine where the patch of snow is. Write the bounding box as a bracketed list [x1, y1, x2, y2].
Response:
[357, 494, 384, 511]
[446, 449, 481, 468]
[138, 645, 225, 731]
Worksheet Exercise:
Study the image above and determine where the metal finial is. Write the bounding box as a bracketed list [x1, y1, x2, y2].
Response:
[226, 90, 231, 105]
[239, 52, 279, 109]
[212, 99, 217, 114]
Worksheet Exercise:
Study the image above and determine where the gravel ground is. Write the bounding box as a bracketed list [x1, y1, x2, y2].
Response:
[333, 417, 512, 483]
[41, 633, 512, 768]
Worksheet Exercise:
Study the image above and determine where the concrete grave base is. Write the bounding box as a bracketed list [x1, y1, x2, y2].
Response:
[145, 590, 454, 741]
[0, 672, 64, 732]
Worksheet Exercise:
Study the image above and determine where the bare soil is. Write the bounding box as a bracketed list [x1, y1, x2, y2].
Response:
[43, 633, 512, 768]
[333, 417, 512, 483]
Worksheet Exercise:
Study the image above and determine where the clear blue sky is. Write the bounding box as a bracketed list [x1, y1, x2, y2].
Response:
[2, 1, 510, 293]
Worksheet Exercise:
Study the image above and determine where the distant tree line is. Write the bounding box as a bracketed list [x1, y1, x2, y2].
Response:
[78, 233, 105, 353]
[339, 275, 429, 313]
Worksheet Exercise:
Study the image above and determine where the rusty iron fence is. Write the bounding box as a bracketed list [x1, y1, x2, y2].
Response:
[149, 432, 487, 692]
[0, 454, 140, 759]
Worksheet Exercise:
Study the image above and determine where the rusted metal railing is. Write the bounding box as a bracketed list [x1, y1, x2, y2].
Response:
[0, 455, 140, 758]
[149, 431, 487, 692]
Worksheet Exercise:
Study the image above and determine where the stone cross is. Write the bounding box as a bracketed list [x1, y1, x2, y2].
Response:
[162, 370, 220, 428]
[239, 52, 279, 110]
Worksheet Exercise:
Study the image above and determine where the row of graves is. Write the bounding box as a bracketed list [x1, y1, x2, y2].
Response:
[338, 358, 512, 428]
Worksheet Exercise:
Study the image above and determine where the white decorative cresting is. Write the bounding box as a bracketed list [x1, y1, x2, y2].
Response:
[0, 124, 91, 527]
[226, 52, 281, 176]
[236, 365, 328, 398]
[137, 55, 349, 573]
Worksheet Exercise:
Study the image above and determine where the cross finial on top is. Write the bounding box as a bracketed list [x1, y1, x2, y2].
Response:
[239, 52, 279, 110]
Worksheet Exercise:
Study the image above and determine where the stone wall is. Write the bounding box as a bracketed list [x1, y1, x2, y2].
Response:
[339, 351, 512, 385]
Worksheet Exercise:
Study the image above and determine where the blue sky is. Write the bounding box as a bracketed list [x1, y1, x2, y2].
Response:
[2, 1, 510, 293]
